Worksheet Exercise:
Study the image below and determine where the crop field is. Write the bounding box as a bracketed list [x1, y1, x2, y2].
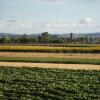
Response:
[0, 44, 100, 99]
[0, 52, 100, 59]
[0, 62, 100, 70]
[0, 57, 100, 65]
[0, 67, 100, 100]
[0, 45, 100, 53]
[0, 43, 100, 47]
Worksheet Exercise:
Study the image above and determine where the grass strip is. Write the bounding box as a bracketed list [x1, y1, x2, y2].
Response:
[0, 57, 100, 65]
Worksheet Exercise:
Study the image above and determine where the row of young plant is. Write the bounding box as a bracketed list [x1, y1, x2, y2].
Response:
[0, 57, 100, 65]
[0, 45, 100, 53]
[0, 67, 100, 100]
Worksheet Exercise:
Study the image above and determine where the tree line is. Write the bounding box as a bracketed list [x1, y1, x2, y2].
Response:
[0, 32, 100, 44]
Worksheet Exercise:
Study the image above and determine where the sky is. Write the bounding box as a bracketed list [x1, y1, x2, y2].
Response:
[0, 0, 100, 34]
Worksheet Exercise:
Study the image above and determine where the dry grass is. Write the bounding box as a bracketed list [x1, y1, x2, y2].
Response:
[0, 62, 100, 70]
[0, 52, 100, 59]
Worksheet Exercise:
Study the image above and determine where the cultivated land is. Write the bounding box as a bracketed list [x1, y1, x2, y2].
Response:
[0, 67, 100, 99]
[0, 62, 100, 70]
[0, 45, 100, 53]
[0, 52, 100, 59]
[0, 44, 100, 67]
[0, 44, 100, 99]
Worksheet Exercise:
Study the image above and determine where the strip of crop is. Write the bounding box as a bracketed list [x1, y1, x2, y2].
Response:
[0, 45, 100, 53]
[0, 67, 100, 99]
[1, 43, 100, 47]
[0, 57, 100, 65]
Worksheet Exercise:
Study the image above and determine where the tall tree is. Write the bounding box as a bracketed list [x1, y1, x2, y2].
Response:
[41, 32, 50, 43]
[19, 34, 29, 43]
[0, 36, 8, 43]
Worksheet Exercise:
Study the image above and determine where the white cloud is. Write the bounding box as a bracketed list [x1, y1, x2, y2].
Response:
[79, 17, 94, 24]
[78, 17, 100, 28]
[0, 20, 33, 29]
[0, 18, 100, 33]
[43, 18, 97, 29]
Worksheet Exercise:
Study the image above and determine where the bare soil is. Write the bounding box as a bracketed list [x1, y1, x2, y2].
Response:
[0, 62, 100, 70]
[0, 52, 100, 59]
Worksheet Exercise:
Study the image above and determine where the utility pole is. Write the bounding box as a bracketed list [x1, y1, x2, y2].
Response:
[70, 33, 73, 43]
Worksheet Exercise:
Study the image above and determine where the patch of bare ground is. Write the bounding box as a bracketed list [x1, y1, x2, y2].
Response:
[0, 62, 100, 70]
[0, 52, 100, 59]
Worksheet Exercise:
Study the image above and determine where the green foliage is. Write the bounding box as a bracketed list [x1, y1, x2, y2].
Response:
[0, 36, 9, 43]
[0, 57, 100, 65]
[0, 32, 100, 44]
[41, 32, 50, 43]
[19, 34, 29, 43]
[0, 67, 100, 100]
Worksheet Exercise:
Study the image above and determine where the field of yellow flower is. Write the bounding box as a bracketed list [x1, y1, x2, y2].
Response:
[0, 45, 100, 53]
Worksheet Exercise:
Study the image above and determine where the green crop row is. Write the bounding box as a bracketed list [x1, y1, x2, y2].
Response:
[0, 67, 100, 100]
[0, 57, 100, 65]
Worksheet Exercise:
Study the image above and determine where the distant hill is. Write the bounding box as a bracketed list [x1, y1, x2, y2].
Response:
[0, 32, 100, 38]
[82, 32, 100, 37]
[59, 32, 100, 38]
[0, 33, 21, 38]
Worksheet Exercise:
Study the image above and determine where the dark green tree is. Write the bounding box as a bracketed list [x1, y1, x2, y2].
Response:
[19, 34, 29, 43]
[0, 36, 8, 43]
[41, 32, 50, 43]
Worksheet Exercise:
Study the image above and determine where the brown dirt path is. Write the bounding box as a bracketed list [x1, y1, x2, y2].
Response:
[0, 52, 100, 59]
[0, 62, 100, 70]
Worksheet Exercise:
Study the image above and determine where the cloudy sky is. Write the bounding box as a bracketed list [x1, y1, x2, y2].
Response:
[0, 0, 100, 34]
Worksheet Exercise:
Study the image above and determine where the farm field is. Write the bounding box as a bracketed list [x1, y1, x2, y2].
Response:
[0, 44, 100, 99]
[0, 45, 100, 53]
[0, 62, 100, 70]
[0, 52, 100, 59]
[1, 43, 100, 47]
[0, 44, 100, 65]
[1, 0, 100, 99]
[0, 67, 100, 100]
[0, 57, 100, 65]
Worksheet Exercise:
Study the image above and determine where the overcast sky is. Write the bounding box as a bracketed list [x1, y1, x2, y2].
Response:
[0, 0, 100, 34]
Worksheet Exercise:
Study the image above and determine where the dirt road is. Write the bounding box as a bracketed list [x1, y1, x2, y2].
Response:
[0, 62, 100, 70]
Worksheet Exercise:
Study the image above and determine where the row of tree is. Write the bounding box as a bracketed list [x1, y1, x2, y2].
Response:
[0, 32, 100, 44]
